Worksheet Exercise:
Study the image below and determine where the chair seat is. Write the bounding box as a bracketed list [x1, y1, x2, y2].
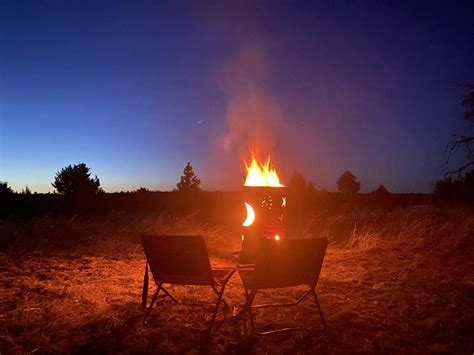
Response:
[212, 267, 236, 285]
[238, 265, 313, 289]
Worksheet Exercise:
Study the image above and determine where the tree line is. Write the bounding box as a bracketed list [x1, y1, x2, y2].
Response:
[2, 84, 473, 204]
[1, 162, 202, 198]
[1, 162, 368, 198]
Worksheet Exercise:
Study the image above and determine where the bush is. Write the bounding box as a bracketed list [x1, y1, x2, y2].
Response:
[433, 170, 474, 203]
[337, 171, 361, 194]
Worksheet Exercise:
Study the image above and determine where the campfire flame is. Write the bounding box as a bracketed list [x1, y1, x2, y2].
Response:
[244, 154, 284, 187]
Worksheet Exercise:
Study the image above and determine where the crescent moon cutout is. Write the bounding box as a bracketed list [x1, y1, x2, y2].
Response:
[242, 202, 255, 227]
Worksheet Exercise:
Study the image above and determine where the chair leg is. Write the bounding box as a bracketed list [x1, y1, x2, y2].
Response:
[160, 285, 180, 304]
[311, 289, 327, 330]
[208, 273, 235, 333]
[212, 285, 231, 311]
[144, 287, 161, 320]
[208, 286, 225, 332]
[144, 283, 179, 320]
[295, 289, 312, 305]
[243, 289, 257, 334]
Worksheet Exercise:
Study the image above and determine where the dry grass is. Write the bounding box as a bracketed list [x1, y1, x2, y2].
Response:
[0, 207, 473, 353]
[303, 205, 474, 251]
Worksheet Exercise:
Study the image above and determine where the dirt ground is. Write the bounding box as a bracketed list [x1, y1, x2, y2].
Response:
[1, 237, 473, 354]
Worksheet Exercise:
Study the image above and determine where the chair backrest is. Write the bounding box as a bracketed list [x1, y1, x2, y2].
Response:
[253, 237, 328, 288]
[141, 235, 214, 286]
[237, 236, 260, 264]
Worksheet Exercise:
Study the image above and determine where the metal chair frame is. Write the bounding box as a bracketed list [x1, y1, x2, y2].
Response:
[235, 237, 328, 335]
[141, 235, 236, 333]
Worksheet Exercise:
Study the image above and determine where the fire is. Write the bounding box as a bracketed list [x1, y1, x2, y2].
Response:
[244, 154, 284, 187]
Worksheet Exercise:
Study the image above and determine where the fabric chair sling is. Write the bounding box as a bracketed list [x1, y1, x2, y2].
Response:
[141, 235, 235, 332]
[236, 235, 260, 265]
[236, 237, 328, 335]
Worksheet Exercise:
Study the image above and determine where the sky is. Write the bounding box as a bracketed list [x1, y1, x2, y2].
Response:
[1, 0, 474, 193]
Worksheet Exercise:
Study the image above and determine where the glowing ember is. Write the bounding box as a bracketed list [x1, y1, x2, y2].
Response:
[244, 154, 284, 187]
[274, 235, 280, 240]
[242, 202, 255, 226]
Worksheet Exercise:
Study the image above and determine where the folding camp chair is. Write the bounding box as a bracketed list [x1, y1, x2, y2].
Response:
[235, 237, 328, 335]
[141, 235, 236, 332]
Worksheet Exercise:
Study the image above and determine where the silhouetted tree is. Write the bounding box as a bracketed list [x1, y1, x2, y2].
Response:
[434, 177, 464, 202]
[289, 172, 308, 195]
[0, 181, 13, 197]
[0, 182, 14, 217]
[370, 184, 390, 208]
[463, 84, 474, 122]
[176, 162, 201, 193]
[446, 84, 474, 177]
[464, 169, 474, 199]
[337, 171, 361, 194]
[52, 163, 101, 196]
[435, 169, 474, 203]
[307, 181, 317, 195]
[373, 184, 389, 195]
[289, 172, 319, 197]
[21, 185, 32, 195]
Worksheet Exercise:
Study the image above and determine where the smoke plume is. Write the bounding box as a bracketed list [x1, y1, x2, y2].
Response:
[217, 42, 282, 161]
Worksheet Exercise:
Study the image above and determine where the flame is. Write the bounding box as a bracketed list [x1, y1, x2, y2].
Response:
[244, 154, 284, 187]
[242, 202, 255, 226]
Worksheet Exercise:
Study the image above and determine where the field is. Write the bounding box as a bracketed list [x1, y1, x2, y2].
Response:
[1, 207, 474, 353]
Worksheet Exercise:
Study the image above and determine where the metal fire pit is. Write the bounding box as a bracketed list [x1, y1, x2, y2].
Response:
[242, 186, 287, 240]
[239, 186, 287, 263]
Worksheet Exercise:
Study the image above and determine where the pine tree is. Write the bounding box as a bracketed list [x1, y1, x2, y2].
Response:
[176, 162, 201, 193]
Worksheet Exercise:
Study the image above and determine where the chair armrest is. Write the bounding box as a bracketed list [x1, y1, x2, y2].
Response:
[227, 250, 242, 262]
[237, 263, 255, 270]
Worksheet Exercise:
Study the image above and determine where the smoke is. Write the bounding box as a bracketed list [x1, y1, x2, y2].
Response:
[216, 42, 282, 161]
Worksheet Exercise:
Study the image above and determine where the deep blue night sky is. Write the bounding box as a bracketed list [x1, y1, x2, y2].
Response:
[1, 1, 474, 193]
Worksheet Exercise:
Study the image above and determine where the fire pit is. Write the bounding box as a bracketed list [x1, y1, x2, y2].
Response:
[241, 154, 287, 242]
[242, 186, 287, 240]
